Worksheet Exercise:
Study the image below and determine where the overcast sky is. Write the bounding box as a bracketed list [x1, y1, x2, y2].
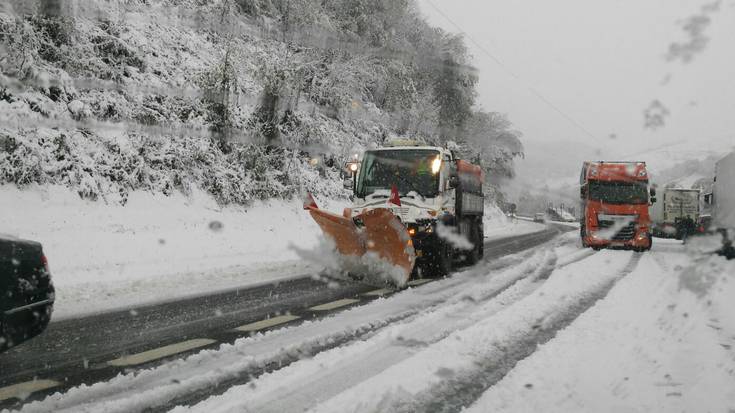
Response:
[417, 0, 735, 159]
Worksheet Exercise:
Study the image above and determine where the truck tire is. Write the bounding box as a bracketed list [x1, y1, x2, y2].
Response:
[580, 225, 589, 248]
[478, 224, 485, 259]
[464, 220, 481, 266]
[426, 240, 452, 277]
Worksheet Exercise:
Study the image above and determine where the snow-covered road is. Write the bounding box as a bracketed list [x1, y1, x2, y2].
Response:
[7, 236, 734, 413]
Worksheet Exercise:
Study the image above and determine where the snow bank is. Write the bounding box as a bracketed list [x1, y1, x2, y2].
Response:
[483, 203, 547, 241]
[0, 184, 523, 319]
[0, 185, 344, 319]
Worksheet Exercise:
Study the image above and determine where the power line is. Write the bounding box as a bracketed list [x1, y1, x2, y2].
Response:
[423, 0, 598, 140]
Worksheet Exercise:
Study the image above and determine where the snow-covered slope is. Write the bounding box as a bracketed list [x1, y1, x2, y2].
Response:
[0, 0, 523, 206]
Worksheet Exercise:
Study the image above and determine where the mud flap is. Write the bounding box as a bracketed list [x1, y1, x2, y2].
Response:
[306, 206, 415, 285]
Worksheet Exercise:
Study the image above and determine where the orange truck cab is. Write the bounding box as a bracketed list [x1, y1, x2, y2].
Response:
[579, 161, 656, 251]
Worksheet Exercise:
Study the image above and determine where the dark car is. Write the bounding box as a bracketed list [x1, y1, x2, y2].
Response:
[1, 235, 55, 353]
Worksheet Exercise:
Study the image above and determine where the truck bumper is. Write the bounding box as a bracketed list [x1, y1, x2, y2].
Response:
[584, 232, 652, 250]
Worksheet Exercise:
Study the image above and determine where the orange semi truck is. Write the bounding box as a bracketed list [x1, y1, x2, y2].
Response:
[579, 161, 657, 251]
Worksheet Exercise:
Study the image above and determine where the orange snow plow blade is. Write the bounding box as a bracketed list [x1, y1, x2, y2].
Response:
[307, 207, 364, 257]
[306, 205, 415, 285]
[360, 208, 415, 280]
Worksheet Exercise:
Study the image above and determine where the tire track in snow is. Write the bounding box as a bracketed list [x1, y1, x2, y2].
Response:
[394, 253, 642, 413]
[169, 242, 588, 413]
[164, 248, 561, 413]
[299, 251, 638, 413]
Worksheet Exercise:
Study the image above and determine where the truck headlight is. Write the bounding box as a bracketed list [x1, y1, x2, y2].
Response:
[431, 157, 442, 175]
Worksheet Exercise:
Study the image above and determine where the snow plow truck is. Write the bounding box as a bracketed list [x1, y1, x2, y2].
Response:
[305, 141, 485, 286]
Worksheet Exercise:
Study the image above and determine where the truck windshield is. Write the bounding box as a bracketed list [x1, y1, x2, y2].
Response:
[588, 181, 648, 205]
[356, 150, 440, 198]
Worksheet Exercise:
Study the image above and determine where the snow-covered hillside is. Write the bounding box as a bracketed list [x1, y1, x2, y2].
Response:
[0, 0, 523, 205]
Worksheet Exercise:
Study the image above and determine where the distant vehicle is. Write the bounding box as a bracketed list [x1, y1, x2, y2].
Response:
[1, 235, 55, 353]
[544, 208, 563, 222]
[533, 213, 546, 223]
[546, 208, 576, 223]
[306, 141, 485, 283]
[650, 188, 702, 240]
[709, 152, 735, 259]
[579, 161, 656, 251]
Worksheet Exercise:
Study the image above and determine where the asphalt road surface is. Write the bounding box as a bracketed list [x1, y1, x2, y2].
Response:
[0, 224, 569, 409]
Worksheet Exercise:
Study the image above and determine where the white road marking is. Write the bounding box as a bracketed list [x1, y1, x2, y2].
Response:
[362, 288, 395, 297]
[234, 315, 301, 332]
[0, 379, 60, 402]
[309, 298, 361, 311]
[407, 279, 433, 287]
[107, 339, 217, 367]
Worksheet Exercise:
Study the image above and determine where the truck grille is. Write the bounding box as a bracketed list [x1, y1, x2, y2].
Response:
[390, 207, 410, 220]
[598, 219, 637, 241]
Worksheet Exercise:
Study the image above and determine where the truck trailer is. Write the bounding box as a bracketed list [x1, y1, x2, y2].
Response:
[305, 141, 485, 285]
[579, 161, 656, 251]
[650, 188, 702, 240]
[712, 152, 735, 258]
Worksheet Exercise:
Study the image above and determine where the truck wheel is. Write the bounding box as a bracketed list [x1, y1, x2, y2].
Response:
[464, 222, 481, 266]
[580, 225, 589, 248]
[427, 240, 452, 277]
[478, 225, 485, 259]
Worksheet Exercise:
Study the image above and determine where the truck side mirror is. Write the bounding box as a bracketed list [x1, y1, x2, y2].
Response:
[448, 175, 459, 189]
[580, 186, 586, 198]
[650, 188, 657, 204]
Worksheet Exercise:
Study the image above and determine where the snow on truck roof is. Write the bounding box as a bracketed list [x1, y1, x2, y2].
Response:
[370, 146, 442, 151]
[586, 161, 647, 166]
[582, 161, 649, 181]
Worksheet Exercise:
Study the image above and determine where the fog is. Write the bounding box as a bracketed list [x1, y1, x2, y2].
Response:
[418, 0, 735, 173]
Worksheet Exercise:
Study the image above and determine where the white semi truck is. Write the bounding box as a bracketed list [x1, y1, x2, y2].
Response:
[650, 188, 702, 240]
[711, 152, 735, 258]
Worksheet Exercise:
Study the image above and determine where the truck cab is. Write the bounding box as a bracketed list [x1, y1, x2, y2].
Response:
[579, 161, 655, 251]
[347, 141, 485, 276]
